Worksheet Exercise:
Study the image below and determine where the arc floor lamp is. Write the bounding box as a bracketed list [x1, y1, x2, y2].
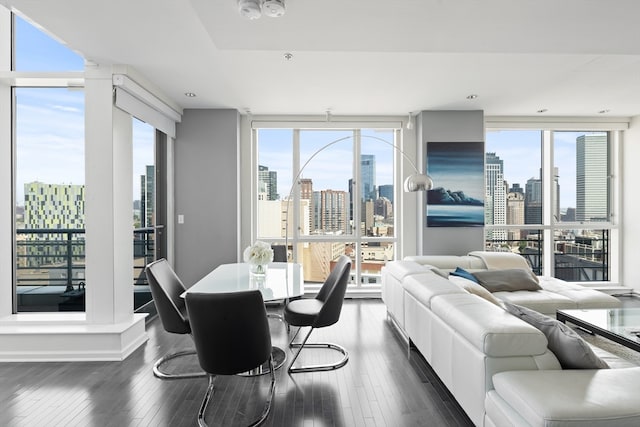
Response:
[283, 134, 434, 260]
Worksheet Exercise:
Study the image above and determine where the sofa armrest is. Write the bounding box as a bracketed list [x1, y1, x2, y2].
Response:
[489, 368, 640, 426]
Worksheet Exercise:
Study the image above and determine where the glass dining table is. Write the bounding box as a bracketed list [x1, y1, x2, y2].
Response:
[182, 262, 304, 374]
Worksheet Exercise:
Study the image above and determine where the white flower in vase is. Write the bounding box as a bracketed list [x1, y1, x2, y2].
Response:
[243, 241, 274, 275]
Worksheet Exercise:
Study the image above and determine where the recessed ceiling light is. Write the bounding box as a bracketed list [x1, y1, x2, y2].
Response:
[537, 109, 548, 113]
[598, 109, 610, 114]
[466, 94, 478, 100]
[184, 92, 196, 97]
[284, 52, 293, 61]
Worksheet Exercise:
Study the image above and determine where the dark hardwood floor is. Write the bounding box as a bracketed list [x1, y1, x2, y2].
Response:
[0, 300, 473, 426]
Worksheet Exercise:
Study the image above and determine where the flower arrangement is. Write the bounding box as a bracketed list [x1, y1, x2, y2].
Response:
[243, 240, 274, 270]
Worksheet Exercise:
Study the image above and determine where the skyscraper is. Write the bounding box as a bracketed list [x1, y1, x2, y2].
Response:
[485, 152, 507, 240]
[258, 165, 278, 201]
[378, 184, 394, 204]
[525, 177, 542, 224]
[361, 154, 376, 201]
[140, 165, 154, 227]
[319, 190, 348, 233]
[576, 134, 608, 222]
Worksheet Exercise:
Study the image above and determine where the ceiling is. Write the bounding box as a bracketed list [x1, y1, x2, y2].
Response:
[3, 0, 640, 117]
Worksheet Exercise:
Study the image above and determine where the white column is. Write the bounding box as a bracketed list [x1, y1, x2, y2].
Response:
[84, 65, 134, 324]
[0, 6, 12, 317]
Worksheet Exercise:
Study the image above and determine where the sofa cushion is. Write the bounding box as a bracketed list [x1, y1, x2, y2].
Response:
[450, 266, 480, 283]
[537, 276, 622, 310]
[471, 268, 542, 292]
[490, 368, 640, 426]
[504, 302, 609, 369]
[448, 275, 503, 307]
[431, 294, 548, 357]
[492, 289, 577, 315]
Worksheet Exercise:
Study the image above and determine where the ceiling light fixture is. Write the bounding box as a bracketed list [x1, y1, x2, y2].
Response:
[184, 92, 196, 97]
[537, 109, 548, 113]
[598, 109, 610, 114]
[237, 0, 286, 19]
[284, 52, 293, 61]
[466, 94, 478, 100]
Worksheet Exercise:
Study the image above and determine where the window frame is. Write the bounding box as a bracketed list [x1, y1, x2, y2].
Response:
[485, 117, 624, 284]
[248, 119, 407, 295]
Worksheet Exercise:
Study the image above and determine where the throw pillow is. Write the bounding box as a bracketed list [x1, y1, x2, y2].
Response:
[471, 268, 542, 292]
[448, 275, 504, 307]
[503, 302, 609, 369]
[449, 267, 480, 283]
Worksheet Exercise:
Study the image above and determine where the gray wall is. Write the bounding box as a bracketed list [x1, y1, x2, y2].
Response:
[174, 109, 239, 286]
[419, 110, 485, 255]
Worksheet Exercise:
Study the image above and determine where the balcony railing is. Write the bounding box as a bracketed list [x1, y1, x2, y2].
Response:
[484, 229, 609, 281]
[15, 227, 154, 312]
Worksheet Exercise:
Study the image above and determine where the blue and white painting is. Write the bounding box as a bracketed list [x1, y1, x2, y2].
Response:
[426, 141, 484, 227]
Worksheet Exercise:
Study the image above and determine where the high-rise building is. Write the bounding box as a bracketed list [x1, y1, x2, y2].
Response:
[24, 182, 85, 230]
[485, 152, 507, 240]
[506, 191, 525, 241]
[525, 177, 542, 224]
[361, 154, 376, 201]
[258, 165, 278, 201]
[23, 182, 86, 267]
[374, 197, 393, 220]
[300, 178, 314, 232]
[319, 190, 348, 233]
[576, 134, 608, 222]
[378, 184, 393, 204]
[140, 165, 154, 227]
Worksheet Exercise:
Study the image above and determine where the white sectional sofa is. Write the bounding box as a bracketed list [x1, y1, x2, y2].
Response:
[381, 251, 640, 427]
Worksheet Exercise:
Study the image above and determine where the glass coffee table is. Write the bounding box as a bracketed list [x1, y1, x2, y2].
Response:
[557, 308, 640, 352]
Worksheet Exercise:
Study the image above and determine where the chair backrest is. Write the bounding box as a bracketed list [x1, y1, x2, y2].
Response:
[146, 259, 191, 335]
[185, 290, 272, 375]
[272, 245, 287, 262]
[313, 255, 351, 328]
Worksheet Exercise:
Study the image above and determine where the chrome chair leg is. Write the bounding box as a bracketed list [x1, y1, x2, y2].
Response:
[198, 357, 276, 427]
[287, 327, 349, 374]
[153, 349, 206, 380]
[198, 374, 216, 427]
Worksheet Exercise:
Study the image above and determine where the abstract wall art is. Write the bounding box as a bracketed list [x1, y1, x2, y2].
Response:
[426, 141, 485, 227]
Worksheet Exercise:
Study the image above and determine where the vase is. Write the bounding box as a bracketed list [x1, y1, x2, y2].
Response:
[250, 263, 268, 276]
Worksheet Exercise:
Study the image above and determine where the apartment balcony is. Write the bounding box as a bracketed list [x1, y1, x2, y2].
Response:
[484, 229, 609, 281]
[15, 227, 155, 312]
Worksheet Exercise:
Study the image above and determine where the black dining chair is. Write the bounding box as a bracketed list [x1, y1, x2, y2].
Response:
[145, 258, 205, 380]
[186, 290, 276, 427]
[284, 255, 351, 374]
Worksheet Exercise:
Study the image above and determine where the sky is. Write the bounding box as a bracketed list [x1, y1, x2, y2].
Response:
[486, 130, 604, 211]
[258, 129, 395, 199]
[14, 16, 155, 204]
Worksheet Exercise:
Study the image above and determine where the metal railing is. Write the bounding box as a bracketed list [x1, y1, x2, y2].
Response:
[484, 229, 609, 281]
[15, 228, 155, 311]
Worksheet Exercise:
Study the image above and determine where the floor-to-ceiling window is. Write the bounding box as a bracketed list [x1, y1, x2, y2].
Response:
[485, 126, 618, 282]
[254, 125, 402, 293]
[12, 14, 86, 312]
[132, 118, 156, 310]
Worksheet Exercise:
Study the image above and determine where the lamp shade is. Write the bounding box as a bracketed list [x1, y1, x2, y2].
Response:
[403, 173, 433, 192]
